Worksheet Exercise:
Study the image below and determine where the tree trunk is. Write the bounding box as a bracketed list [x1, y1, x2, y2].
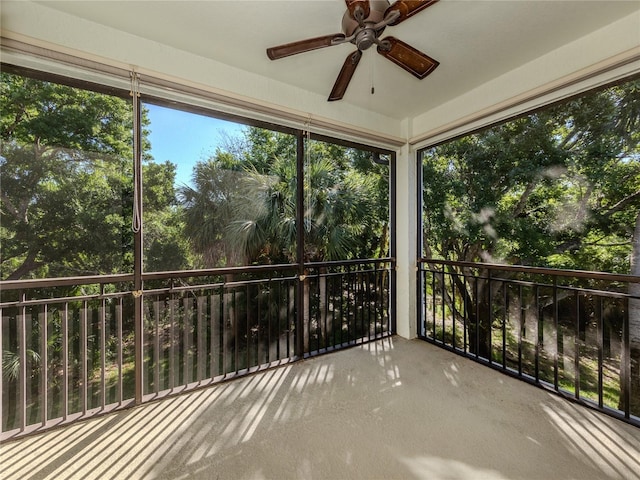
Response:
[470, 291, 492, 360]
[5, 251, 42, 280]
[450, 272, 492, 359]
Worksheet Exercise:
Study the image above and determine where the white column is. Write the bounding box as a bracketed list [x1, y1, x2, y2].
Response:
[394, 142, 418, 339]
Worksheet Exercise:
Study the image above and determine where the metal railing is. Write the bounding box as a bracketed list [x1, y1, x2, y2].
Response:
[303, 259, 392, 356]
[1, 259, 393, 439]
[418, 259, 640, 427]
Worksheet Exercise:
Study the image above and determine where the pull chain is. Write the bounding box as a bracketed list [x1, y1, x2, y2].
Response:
[370, 54, 375, 95]
[130, 71, 142, 234]
[305, 116, 312, 233]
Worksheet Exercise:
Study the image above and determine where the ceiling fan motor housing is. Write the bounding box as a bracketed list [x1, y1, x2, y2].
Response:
[341, 0, 390, 37]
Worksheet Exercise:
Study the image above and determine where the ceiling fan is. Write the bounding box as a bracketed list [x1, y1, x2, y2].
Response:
[266, 0, 440, 102]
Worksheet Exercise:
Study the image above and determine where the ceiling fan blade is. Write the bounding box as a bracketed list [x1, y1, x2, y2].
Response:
[267, 34, 345, 60]
[385, 0, 439, 26]
[328, 50, 363, 101]
[345, 0, 370, 22]
[377, 36, 439, 79]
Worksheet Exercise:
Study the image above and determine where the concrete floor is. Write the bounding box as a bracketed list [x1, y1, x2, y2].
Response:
[1, 337, 639, 480]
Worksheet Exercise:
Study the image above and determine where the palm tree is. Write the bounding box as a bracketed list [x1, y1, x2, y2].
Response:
[180, 153, 247, 267]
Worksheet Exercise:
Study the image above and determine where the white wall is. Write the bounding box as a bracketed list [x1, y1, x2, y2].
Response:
[393, 141, 419, 339]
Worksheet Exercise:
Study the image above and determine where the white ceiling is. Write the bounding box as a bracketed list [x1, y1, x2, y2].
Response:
[29, 1, 640, 120]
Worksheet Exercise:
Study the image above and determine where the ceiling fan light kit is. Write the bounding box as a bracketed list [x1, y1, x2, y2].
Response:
[266, 0, 440, 102]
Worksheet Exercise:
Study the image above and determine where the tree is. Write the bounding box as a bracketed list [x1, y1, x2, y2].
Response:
[181, 129, 389, 267]
[179, 152, 249, 267]
[0, 72, 181, 280]
[1, 73, 135, 280]
[142, 160, 192, 272]
[422, 79, 640, 410]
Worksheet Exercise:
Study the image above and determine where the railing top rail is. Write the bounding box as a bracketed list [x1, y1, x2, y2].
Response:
[0, 264, 299, 291]
[419, 258, 640, 283]
[140, 263, 297, 281]
[0, 273, 135, 291]
[0, 260, 391, 292]
[305, 258, 394, 268]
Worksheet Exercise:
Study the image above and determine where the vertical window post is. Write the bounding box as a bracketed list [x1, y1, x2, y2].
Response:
[131, 72, 144, 404]
[295, 129, 305, 357]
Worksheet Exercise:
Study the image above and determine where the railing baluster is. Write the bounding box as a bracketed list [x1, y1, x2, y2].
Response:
[535, 285, 540, 383]
[211, 291, 220, 377]
[441, 270, 446, 345]
[63, 303, 69, 418]
[431, 270, 436, 340]
[257, 280, 263, 364]
[287, 282, 293, 358]
[233, 289, 238, 373]
[246, 283, 251, 368]
[366, 267, 372, 342]
[275, 280, 282, 360]
[81, 300, 87, 416]
[100, 293, 106, 410]
[370, 266, 375, 340]
[355, 268, 360, 343]
[19, 293, 26, 432]
[488, 270, 493, 365]
[117, 299, 122, 405]
[452, 272, 457, 350]
[339, 268, 345, 346]
[376, 264, 382, 338]
[622, 295, 630, 419]
[358, 270, 364, 344]
[518, 284, 523, 377]
[223, 290, 230, 375]
[183, 296, 192, 383]
[574, 292, 581, 400]
[463, 275, 468, 354]
[327, 269, 332, 348]
[474, 277, 480, 359]
[597, 296, 603, 408]
[312, 271, 317, 352]
[502, 282, 507, 369]
[197, 295, 206, 382]
[267, 275, 272, 363]
[154, 297, 161, 394]
[553, 278, 559, 391]
[347, 267, 352, 344]
[42, 304, 48, 426]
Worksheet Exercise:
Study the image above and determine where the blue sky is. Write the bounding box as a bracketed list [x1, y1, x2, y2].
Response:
[145, 103, 245, 187]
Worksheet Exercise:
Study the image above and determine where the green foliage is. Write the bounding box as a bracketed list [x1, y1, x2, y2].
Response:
[2, 349, 40, 381]
[0, 72, 183, 279]
[1, 72, 135, 279]
[422, 80, 640, 274]
[1, 70, 390, 278]
[180, 129, 390, 266]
